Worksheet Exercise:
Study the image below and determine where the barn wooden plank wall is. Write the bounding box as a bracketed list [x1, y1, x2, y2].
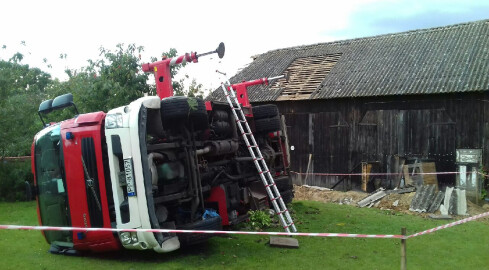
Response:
[265, 92, 489, 190]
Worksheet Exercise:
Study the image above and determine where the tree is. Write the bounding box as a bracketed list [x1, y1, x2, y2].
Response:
[0, 43, 206, 157]
[173, 75, 205, 98]
[0, 55, 52, 157]
[52, 44, 153, 113]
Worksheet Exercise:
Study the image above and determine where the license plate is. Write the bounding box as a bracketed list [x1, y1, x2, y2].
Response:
[124, 157, 136, 196]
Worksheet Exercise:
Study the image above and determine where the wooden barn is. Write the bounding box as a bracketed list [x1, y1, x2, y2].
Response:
[208, 20, 489, 193]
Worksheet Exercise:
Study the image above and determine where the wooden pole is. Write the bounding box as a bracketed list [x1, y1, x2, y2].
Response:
[401, 227, 407, 270]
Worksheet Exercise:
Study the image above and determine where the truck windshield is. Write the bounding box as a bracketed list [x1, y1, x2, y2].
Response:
[34, 125, 72, 244]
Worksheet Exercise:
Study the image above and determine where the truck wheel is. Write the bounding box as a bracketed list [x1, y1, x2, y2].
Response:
[160, 96, 208, 130]
[189, 111, 210, 131]
[254, 115, 281, 133]
[252, 104, 279, 119]
[177, 216, 222, 246]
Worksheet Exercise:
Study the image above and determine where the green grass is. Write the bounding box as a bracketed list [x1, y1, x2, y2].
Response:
[1, 201, 488, 269]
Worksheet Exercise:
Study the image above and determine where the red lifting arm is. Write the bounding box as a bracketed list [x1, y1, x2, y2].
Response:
[227, 74, 287, 111]
[142, 43, 225, 99]
[142, 53, 198, 99]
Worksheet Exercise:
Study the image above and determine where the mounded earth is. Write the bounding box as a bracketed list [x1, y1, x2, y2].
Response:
[293, 185, 489, 217]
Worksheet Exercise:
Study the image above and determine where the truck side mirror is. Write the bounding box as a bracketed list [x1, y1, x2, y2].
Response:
[52, 93, 78, 113]
[38, 99, 53, 127]
[39, 99, 53, 114]
[37, 93, 79, 127]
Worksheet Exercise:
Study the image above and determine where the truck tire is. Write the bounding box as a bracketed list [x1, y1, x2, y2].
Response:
[177, 216, 222, 246]
[160, 96, 208, 130]
[190, 111, 210, 131]
[252, 104, 279, 119]
[254, 115, 281, 133]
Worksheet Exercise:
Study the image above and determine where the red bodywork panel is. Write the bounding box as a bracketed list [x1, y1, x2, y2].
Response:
[142, 60, 173, 99]
[206, 186, 229, 226]
[205, 101, 213, 111]
[60, 112, 120, 252]
[142, 52, 198, 99]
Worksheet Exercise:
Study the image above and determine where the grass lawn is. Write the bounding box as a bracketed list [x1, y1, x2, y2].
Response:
[0, 200, 488, 270]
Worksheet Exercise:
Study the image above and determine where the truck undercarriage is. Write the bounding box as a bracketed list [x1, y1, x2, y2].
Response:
[104, 96, 292, 251]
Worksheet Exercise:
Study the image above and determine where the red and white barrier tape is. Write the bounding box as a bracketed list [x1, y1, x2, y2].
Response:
[0, 224, 404, 239]
[406, 211, 489, 239]
[2, 210, 488, 240]
[290, 171, 489, 178]
[290, 171, 461, 176]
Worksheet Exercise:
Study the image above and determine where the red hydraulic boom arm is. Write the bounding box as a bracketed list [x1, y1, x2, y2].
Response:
[217, 71, 289, 116]
[142, 43, 225, 99]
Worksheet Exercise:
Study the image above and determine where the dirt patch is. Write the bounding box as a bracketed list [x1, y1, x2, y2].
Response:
[294, 185, 365, 204]
[294, 185, 489, 218]
[467, 200, 488, 216]
[377, 192, 416, 213]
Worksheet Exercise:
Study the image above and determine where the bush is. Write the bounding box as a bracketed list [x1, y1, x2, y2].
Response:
[248, 210, 272, 230]
[0, 160, 33, 202]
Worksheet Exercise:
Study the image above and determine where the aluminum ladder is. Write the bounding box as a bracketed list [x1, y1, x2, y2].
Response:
[218, 72, 297, 233]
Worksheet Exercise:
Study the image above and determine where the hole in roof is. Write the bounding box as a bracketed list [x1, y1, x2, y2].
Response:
[271, 53, 342, 101]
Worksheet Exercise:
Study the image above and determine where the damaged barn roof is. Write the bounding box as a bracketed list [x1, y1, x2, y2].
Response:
[208, 19, 489, 102]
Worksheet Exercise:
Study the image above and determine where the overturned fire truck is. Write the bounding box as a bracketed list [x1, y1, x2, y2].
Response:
[31, 43, 295, 254]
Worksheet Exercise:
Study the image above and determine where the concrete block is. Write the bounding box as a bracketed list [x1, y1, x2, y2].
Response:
[440, 204, 448, 216]
[455, 189, 467, 215]
[269, 237, 299, 248]
[440, 187, 454, 215]
[448, 189, 458, 214]
[428, 214, 452, 220]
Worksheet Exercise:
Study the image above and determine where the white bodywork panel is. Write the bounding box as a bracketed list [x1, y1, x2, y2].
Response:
[105, 96, 180, 252]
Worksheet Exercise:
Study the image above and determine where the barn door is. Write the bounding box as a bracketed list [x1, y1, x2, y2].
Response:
[428, 109, 456, 177]
[284, 113, 309, 175]
[356, 110, 378, 162]
[325, 112, 350, 177]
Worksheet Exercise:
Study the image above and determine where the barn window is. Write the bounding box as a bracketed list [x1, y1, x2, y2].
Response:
[272, 53, 342, 100]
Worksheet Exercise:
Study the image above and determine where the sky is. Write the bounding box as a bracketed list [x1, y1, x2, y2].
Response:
[1, 0, 489, 92]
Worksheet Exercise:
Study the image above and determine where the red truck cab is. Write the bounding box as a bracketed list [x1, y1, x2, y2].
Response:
[32, 109, 120, 253]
